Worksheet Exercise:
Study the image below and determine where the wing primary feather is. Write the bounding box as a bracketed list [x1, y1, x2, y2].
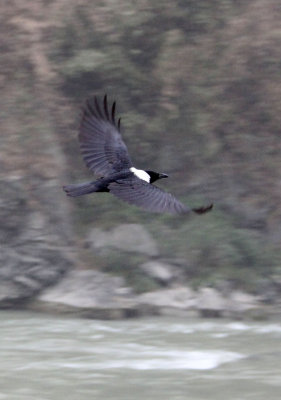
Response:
[118, 118, 121, 131]
[111, 101, 116, 124]
[192, 204, 213, 214]
[103, 95, 110, 120]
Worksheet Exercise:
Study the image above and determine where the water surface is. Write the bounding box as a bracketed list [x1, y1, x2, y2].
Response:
[0, 311, 280, 399]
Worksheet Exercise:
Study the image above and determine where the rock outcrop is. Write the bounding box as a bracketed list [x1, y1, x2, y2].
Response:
[30, 270, 269, 320]
[196, 287, 226, 318]
[0, 176, 74, 307]
[31, 270, 137, 319]
[0, 76, 74, 307]
[138, 260, 181, 285]
[137, 286, 197, 317]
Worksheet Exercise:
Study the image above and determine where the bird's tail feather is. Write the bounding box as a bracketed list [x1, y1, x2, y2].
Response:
[63, 181, 97, 197]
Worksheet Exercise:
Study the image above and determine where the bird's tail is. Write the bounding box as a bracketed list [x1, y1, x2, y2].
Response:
[63, 181, 97, 197]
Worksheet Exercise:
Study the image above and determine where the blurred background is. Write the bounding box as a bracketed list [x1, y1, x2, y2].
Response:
[1, 1, 281, 399]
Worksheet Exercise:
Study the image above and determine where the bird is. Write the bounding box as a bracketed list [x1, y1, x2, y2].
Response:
[63, 95, 213, 215]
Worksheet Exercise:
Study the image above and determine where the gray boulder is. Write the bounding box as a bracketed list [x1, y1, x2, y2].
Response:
[32, 270, 138, 319]
[137, 286, 197, 316]
[196, 287, 226, 317]
[139, 260, 181, 284]
[227, 290, 264, 319]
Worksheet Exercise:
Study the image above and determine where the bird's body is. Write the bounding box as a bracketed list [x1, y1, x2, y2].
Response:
[63, 95, 212, 215]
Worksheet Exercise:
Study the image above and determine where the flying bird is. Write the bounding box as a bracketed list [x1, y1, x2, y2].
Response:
[63, 95, 213, 215]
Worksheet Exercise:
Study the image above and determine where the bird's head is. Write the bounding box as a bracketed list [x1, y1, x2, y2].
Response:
[145, 170, 169, 183]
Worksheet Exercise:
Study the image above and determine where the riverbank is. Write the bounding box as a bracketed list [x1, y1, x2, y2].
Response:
[26, 269, 281, 321]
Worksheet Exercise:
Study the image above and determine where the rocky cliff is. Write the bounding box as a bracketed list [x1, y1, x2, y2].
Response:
[1, 0, 281, 315]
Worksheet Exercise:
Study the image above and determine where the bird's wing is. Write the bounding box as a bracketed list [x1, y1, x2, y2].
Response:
[79, 95, 133, 176]
[109, 177, 192, 214]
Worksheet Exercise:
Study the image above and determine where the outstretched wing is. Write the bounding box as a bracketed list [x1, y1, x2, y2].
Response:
[79, 95, 133, 176]
[109, 177, 192, 214]
[109, 177, 213, 215]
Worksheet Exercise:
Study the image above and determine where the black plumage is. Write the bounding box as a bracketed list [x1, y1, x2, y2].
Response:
[79, 96, 132, 175]
[63, 95, 213, 215]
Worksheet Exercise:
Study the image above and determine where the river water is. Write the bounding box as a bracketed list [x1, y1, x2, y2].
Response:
[0, 311, 280, 400]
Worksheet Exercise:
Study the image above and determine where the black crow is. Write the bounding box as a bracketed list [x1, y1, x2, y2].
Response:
[63, 96, 213, 215]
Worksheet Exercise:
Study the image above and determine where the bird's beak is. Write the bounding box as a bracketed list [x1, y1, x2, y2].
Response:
[160, 173, 168, 179]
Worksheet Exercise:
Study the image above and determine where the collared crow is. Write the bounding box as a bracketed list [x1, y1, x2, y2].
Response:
[63, 96, 213, 215]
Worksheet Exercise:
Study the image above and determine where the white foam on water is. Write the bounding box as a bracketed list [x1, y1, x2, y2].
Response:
[58, 349, 244, 371]
[255, 324, 281, 334]
[226, 322, 251, 331]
